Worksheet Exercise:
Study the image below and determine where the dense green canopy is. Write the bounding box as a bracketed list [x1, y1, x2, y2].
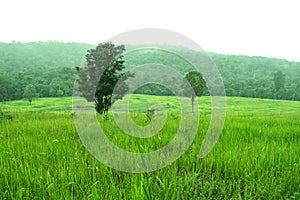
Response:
[0, 41, 299, 102]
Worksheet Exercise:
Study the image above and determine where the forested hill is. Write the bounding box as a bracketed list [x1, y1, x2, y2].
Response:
[0, 42, 93, 100]
[0, 41, 299, 101]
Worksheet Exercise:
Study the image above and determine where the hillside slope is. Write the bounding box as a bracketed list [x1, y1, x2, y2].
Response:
[0, 42, 299, 101]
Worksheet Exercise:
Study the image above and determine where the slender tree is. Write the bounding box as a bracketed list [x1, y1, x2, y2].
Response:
[183, 71, 206, 112]
[76, 42, 133, 114]
[23, 84, 37, 104]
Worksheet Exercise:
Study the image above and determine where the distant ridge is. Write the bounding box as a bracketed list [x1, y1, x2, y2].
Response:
[0, 41, 299, 101]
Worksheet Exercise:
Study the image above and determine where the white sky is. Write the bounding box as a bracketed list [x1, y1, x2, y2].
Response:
[0, 0, 299, 62]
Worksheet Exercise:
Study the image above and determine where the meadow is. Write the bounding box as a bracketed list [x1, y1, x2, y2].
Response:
[0, 95, 299, 199]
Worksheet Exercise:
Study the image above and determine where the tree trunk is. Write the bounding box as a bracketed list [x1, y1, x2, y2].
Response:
[191, 95, 194, 113]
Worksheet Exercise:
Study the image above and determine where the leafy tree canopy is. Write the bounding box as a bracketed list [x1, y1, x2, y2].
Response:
[76, 42, 133, 114]
[183, 71, 206, 112]
[1, 41, 300, 101]
[23, 84, 37, 104]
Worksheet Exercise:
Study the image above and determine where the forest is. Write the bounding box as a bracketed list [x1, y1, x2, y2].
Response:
[0, 41, 299, 101]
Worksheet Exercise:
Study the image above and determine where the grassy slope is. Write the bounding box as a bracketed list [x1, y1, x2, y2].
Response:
[0, 96, 300, 199]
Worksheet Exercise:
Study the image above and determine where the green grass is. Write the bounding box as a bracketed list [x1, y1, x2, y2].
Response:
[0, 95, 299, 199]
[0, 97, 73, 113]
[2, 95, 300, 115]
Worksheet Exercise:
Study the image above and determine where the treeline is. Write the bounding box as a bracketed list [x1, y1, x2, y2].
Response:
[0, 42, 93, 101]
[0, 67, 75, 100]
[0, 42, 299, 102]
[123, 47, 300, 100]
[210, 53, 300, 100]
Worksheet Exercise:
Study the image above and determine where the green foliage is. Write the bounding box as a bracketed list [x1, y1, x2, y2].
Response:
[23, 84, 37, 104]
[183, 71, 206, 112]
[273, 70, 285, 91]
[208, 53, 300, 100]
[0, 42, 91, 101]
[76, 42, 133, 114]
[123, 47, 195, 96]
[56, 89, 64, 97]
[123, 47, 300, 100]
[1, 42, 300, 101]
[183, 71, 206, 96]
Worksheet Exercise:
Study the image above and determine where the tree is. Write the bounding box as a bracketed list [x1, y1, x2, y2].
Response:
[23, 84, 37, 104]
[76, 42, 133, 114]
[293, 83, 300, 101]
[57, 89, 64, 97]
[273, 70, 285, 91]
[182, 71, 206, 112]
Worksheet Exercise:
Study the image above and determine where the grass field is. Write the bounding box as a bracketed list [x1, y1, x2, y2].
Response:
[0, 95, 299, 199]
